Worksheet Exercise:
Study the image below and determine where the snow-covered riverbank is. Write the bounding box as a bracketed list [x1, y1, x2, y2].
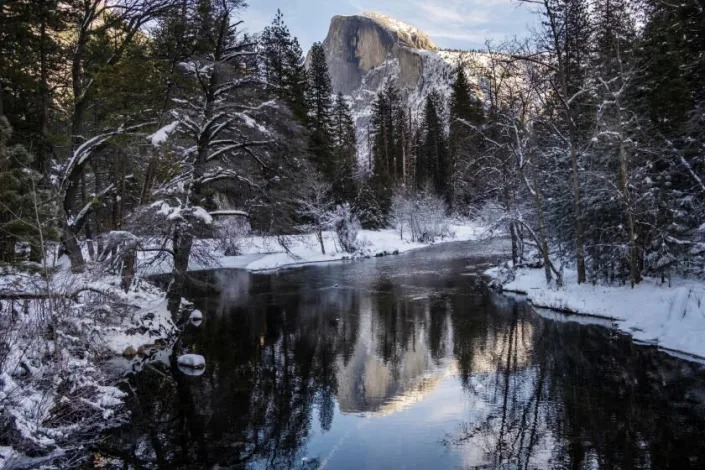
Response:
[0, 267, 177, 466]
[143, 221, 489, 274]
[486, 266, 705, 361]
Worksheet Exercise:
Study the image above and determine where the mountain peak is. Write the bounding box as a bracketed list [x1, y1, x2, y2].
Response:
[360, 11, 437, 51]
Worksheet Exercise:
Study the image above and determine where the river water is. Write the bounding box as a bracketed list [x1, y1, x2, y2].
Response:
[99, 240, 705, 469]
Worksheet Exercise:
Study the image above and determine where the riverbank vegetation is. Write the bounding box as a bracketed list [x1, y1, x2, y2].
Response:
[0, 0, 704, 465]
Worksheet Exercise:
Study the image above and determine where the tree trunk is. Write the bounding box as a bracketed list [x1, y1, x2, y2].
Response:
[121, 246, 137, 292]
[619, 140, 641, 286]
[318, 231, 326, 255]
[534, 191, 552, 284]
[509, 222, 519, 267]
[570, 146, 586, 283]
[167, 226, 193, 320]
[61, 219, 85, 272]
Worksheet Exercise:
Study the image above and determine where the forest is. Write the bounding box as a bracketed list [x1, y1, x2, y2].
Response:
[0, 0, 704, 465]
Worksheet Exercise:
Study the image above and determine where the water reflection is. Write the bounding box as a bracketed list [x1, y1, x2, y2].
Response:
[100, 242, 705, 469]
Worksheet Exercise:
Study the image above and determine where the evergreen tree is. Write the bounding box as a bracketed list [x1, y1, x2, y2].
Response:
[418, 90, 450, 202]
[354, 179, 385, 229]
[331, 92, 358, 203]
[369, 79, 405, 217]
[260, 10, 289, 91]
[585, 0, 644, 284]
[0, 0, 67, 175]
[0, 116, 55, 263]
[449, 62, 484, 209]
[283, 37, 309, 122]
[306, 42, 334, 178]
[260, 9, 308, 121]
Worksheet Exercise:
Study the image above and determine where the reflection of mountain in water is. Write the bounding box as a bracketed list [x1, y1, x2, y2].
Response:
[335, 287, 535, 415]
[99, 242, 705, 469]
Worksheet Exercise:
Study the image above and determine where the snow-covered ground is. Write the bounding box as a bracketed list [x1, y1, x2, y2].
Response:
[0, 264, 177, 466]
[486, 266, 705, 361]
[143, 221, 489, 274]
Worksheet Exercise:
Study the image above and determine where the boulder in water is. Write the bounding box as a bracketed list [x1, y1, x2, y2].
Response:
[177, 354, 205, 370]
[189, 310, 203, 326]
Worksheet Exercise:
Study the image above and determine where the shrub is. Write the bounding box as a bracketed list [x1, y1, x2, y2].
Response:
[390, 190, 449, 243]
[330, 204, 360, 253]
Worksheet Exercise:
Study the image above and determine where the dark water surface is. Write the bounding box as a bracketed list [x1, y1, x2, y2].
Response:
[101, 240, 705, 469]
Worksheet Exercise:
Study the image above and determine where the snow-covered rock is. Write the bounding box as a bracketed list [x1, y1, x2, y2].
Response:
[189, 309, 203, 326]
[177, 354, 206, 376]
[177, 354, 205, 369]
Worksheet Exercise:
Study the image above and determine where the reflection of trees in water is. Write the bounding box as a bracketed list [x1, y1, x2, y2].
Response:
[370, 275, 456, 377]
[101, 266, 705, 469]
[447, 295, 705, 470]
[101, 271, 357, 468]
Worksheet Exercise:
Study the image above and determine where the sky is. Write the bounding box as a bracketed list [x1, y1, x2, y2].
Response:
[238, 0, 539, 53]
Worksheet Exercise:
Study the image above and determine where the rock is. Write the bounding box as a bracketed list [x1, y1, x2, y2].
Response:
[317, 12, 505, 167]
[177, 354, 205, 369]
[177, 354, 206, 376]
[122, 346, 137, 357]
[320, 13, 434, 95]
[189, 310, 203, 326]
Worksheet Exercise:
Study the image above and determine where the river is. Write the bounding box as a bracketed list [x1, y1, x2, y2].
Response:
[98, 239, 705, 469]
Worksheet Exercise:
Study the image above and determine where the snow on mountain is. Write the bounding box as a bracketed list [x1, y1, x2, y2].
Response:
[361, 11, 438, 51]
[319, 13, 502, 167]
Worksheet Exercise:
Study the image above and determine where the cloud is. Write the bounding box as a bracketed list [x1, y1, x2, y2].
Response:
[413, 2, 465, 23]
[242, 0, 536, 52]
[345, 0, 535, 49]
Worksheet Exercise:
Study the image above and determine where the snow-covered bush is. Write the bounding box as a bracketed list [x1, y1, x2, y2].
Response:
[330, 204, 360, 253]
[0, 268, 175, 465]
[297, 179, 334, 254]
[215, 217, 250, 256]
[390, 190, 450, 243]
[471, 201, 506, 230]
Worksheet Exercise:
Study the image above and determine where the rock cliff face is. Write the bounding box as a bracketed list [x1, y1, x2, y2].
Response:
[322, 12, 436, 95]
[319, 12, 490, 166]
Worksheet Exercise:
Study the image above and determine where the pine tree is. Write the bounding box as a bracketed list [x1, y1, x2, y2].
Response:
[418, 90, 450, 202]
[369, 79, 406, 217]
[449, 62, 484, 209]
[0, 0, 67, 176]
[585, 0, 644, 285]
[260, 9, 289, 91]
[0, 116, 55, 263]
[306, 42, 334, 178]
[283, 37, 309, 122]
[260, 9, 308, 121]
[331, 92, 358, 203]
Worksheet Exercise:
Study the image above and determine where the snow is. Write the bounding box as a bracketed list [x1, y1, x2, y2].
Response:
[0, 260, 178, 461]
[177, 354, 205, 369]
[141, 220, 489, 274]
[344, 41, 507, 168]
[98, 295, 175, 356]
[191, 206, 213, 225]
[486, 266, 705, 360]
[189, 310, 203, 326]
[148, 121, 179, 147]
[235, 112, 270, 135]
[362, 11, 437, 49]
